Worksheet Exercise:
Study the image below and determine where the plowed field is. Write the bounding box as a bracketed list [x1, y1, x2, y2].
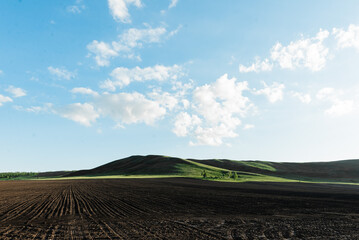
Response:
[1, 178, 359, 239]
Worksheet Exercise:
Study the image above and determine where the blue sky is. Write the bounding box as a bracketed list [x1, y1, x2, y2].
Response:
[2, 0, 359, 171]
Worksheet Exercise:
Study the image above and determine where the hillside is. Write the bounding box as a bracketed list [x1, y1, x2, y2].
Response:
[64, 155, 359, 184]
[191, 159, 359, 182]
[66, 155, 230, 179]
[3, 155, 359, 183]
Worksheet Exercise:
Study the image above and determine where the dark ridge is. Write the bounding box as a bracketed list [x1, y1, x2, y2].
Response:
[66, 155, 188, 177]
[37, 171, 73, 178]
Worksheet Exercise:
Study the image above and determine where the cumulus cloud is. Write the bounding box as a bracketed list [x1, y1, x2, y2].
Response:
[6, 86, 26, 98]
[87, 41, 119, 67]
[173, 112, 201, 137]
[48, 66, 75, 80]
[171, 79, 193, 97]
[316, 88, 354, 116]
[291, 91, 311, 104]
[173, 74, 254, 146]
[240, 29, 330, 73]
[108, 0, 142, 23]
[57, 103, 99, 126]
[71, 87, 99, 97]
[0, 94, 12, 106]
[54, 90, 170, 127]
[57, 78, 187, 127]
[333, 24, 359, 51]
[148, 89, 179, 111]
[239, 58, 273, 73]
[95, 92, 166, 125]
[115, 26, 167, 49]
[254, 82, 285, 103]
[87, 25, 170, 66]
[271, 29, 330, 71]
[101, 64, 183, 90]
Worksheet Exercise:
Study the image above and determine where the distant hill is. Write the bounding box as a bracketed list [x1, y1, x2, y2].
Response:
[66, 155, 229, 179]
[190, 159, 359, 182]
[65, 155, 359, 183]
[3, 155, 359, 183]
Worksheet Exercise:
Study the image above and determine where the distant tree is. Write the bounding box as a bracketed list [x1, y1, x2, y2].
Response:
[202, 170, 207, 178]
[232, 172, 238, 180]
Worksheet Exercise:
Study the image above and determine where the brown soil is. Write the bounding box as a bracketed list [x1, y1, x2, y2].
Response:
[0, 178, 359, 239]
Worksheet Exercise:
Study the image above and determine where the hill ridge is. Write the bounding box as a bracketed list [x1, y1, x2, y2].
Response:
[63, 155, 359, 184]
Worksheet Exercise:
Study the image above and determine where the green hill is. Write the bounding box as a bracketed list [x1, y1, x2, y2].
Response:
[3, 155, 359, 184]
[65, 155, 231, 179]
[191, 158, 359, 183]
[63, 155, 359, 184]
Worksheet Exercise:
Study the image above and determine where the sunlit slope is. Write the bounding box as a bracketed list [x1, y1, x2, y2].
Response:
[191, 159, 359, 182]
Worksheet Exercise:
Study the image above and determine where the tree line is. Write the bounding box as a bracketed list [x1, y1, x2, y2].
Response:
[0, 172, 37, 179]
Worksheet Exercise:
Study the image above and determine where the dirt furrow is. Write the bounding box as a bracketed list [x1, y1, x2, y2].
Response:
[1, 179, 359, 239]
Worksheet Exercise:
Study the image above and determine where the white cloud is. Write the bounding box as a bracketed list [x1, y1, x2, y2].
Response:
[169, 0, 178, 8]
[173, 112, 201, 137]
[241, 29, 330, 73]
[54, 90, 169, 127]
[58, 103, 99, 126]
[0, 94, 12, 106]
[191, 124, 239, 146]
[101, 64, 183, 90]
[71, 87, 99, 97]
[316, 87, 354, 116]
[108, 0, 142, 23]
[15, 106, 42, 113]
[171, 79, 193, 96]
[271, 29, 330, 71]
[87, 26, 169, 66]
[95, 92, 166, 125]
[325, 100, 354, 116]
[67, 0, 85, 14]
[48, 66, 75, 80]
[291, 91, 311, 104]
[87, 41, 119, 67]
[14, 103, 53, 113]
[118, 26, 167, 48]
[181, 99, 190, 109]
[316, 87, 335, 100]
[239, 58, 273, 73]
[6, 86, 26, 98]
[243, 124, 254, 130]
[333, 24, 359, 51]
[174, 74, 254, 146]
[148, 89, 178, 111]
[254, 82, 285, 103]
[168, 25, 182, 37]
[0, 70, 3, 75]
